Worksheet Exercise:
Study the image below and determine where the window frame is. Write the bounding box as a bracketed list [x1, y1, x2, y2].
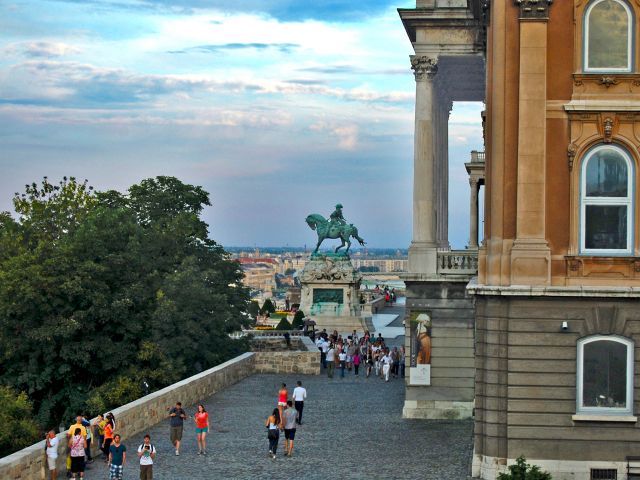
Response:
[583, 0, 634, 73]
[576, 335, 634, 416]
[579, 144, 634, 256]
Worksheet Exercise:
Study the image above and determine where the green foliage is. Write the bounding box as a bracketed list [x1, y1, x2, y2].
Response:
[0, 176, 251, 446]
[248, 301, 260, 319]
[275, 318, 292, 330]
[260, 298, 276, 314]
[497, 456, 552, 480]
[291, 310, 305, 330]
[0, 386, 41, 457]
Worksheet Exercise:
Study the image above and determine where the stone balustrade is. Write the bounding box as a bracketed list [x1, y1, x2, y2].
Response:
[360, 295, 387, 316]
[0, 345, 320, 480]
[437, 250, 479, 277]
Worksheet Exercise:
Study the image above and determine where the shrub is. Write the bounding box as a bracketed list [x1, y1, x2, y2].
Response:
[0, 386, 41, 457]
[275, 318, 292, 330]
[291, 310, 305, 329]
[498, 456, 552, 480]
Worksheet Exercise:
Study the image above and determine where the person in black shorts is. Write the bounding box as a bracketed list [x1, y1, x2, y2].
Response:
[282, 400, 297, 457]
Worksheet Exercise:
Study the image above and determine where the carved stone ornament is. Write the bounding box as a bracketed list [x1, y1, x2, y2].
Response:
[514, 0, 553, 20]
[567, 143, 577, 171]
[599, 76, 619, 88]
[603, 117, 614, 143]
[410, 56, 438, 82]
[299, 256, 361, 284]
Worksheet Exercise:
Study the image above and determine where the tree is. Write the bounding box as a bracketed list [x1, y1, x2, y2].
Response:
[260, 298, 276, 315]
[497, 456, 552, 480]
[0, 176, 251, 441]
[275, 318, 292, 330]
[0, 386, 41, 457]
[247, 301, 260, 320]
[291, 310, 305, 330]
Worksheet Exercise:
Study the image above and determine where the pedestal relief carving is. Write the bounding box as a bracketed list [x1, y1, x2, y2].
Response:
[514, 0, 553, 20]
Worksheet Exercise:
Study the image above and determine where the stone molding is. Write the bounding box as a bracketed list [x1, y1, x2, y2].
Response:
[467, 279, 640, 298]
[410, 55, 438, 82]
[514, 0, 553, 20]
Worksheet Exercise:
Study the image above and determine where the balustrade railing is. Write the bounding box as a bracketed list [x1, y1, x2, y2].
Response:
[437, 250, 479, 276]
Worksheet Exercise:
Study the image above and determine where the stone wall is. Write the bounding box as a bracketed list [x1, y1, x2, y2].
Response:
[254, 351, 320, 375]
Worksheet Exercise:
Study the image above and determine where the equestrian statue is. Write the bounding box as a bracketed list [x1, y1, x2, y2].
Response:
[306, 203, 366, 254]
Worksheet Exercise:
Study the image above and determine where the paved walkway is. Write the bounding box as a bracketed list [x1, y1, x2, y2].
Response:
[93, 372, 473, 479]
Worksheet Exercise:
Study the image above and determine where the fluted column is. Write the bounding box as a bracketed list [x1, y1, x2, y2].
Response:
[408, 55, 439, 276]
[469, 178, 479, 249]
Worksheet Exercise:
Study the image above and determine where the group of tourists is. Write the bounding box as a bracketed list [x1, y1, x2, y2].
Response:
[315, 329, 405, 381]
[44, 400, 211, 480]
[264, 381, 307, 459]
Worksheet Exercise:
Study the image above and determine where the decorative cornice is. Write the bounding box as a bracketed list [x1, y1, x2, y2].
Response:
[410, 55, 438, 82]
[514, 0, 553, 20]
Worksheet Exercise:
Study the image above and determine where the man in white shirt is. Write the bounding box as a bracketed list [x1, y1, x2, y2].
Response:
[45, 430, 59, 480]
[137, 434, 156, 480]
[382, 350, 393, 382]
[292, 381, 307, 425]
[326, 344, 335, 378]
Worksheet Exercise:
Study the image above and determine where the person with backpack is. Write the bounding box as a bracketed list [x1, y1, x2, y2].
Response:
[137, 434, 156, 480]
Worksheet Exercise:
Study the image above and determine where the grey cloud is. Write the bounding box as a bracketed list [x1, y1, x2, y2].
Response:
[3, 41, 82, 58]
[167, 43, 299, 55]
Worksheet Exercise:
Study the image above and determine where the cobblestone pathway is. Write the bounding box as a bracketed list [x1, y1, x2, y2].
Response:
[93, 373, 473, 479]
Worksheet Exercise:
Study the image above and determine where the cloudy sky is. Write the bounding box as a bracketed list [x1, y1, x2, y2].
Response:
[0, 0, 483, 249]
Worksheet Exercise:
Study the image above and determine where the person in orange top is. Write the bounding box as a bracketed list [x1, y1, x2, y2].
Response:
[101, 418, 114, 463]
[277, 383, 288, 420]
[193, 404, 210, 455]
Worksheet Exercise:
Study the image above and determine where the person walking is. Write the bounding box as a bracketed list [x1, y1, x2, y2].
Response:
[93, 414, 106, 459]
[137, 434, 156, 480]
[194, 404, 210, 455]
[365, 347, 373, 378]
[282, 400, 297, 457]
[265, 408, 281, 459]
[391, 347, 399, 378]
[108, 434, 126, 480]
[168, 401, 187, 456]
[277, 383, 288, 419]
[68, 428, 86, 479]
[400, 345, 406, 378]
[353, 350, 361, 377]
[338, 349, 347, 378]
[45, 430, 59, 480]
[382, 350, 392, 382]
[292, 381, 307, 425]
[326, 343, 335, 378]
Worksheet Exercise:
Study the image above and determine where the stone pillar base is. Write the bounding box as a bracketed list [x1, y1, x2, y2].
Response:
[408, 242, 438, 277]
[509, 239, 550, 285]
[402, 400, 473, 420]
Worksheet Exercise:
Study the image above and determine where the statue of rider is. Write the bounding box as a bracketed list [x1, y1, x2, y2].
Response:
[329, 203, 347, 228]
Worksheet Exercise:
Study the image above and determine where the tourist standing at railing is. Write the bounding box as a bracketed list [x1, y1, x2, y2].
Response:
[102, 416, 115, 462]
[68, 428, 86, 479]
[45, 430, 59, 480]
[93, 414, 106, 460]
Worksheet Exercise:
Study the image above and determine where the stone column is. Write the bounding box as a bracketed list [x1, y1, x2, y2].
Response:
[435, 94, 452, 250]
[469, 178, 479, 249]
[509, 0, 552, 285]
[408, 55, 438, 276]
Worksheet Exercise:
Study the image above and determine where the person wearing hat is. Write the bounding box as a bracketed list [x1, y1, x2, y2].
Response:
[329, 203, 346, 227]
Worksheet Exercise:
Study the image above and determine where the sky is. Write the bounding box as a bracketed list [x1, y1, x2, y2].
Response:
[0, 0, 484, 249]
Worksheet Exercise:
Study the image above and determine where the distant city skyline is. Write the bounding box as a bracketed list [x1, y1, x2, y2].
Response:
[0, 0, 484, 249]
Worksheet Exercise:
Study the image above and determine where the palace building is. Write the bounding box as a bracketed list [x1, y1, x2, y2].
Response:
[400, 1, 640, 478]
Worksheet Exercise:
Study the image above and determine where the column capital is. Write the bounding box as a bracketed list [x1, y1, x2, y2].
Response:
[410, 55, 438, 82]
[514, 0, 553, 20]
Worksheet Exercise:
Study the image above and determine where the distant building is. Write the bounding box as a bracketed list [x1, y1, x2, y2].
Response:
[237, 258, 278, 293]
[351, 258, 407, 273]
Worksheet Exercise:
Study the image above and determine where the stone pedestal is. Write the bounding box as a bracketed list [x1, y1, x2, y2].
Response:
[299, 254, 365, 333]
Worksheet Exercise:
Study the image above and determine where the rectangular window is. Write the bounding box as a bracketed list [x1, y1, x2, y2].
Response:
[312, 288, 343, 304]
[584, 205, 627, 250]
[582, 340, 627, 408]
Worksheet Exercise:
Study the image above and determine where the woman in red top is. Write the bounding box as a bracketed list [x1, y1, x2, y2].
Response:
[277, 383, 288, 420]
[194, 404, 210, 455]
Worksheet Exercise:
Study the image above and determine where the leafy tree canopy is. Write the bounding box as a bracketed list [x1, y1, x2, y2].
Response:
[0, 176, 251, 445]
[0, 386, 41, 457]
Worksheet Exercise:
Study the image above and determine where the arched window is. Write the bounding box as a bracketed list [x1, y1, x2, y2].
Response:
[577, 336, 634, 415]
[580, 144, 633, 254]
[584, 0, 633, 72]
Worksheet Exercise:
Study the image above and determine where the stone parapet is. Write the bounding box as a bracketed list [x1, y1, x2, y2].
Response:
[254, 350, 320, 375]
